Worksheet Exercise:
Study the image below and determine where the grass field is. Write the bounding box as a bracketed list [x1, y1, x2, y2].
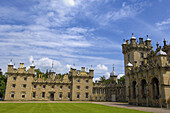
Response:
[0, 103, 149, 113]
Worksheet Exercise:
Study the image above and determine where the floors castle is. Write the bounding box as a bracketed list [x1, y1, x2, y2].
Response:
[5, 34, 170, 108]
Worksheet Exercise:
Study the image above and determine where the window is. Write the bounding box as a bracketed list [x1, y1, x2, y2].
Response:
[141, 53, 144, 58]
[68, 86, 70, 89]
[77, 93, 80, 98]
[132, 81, 136, 99]
[59, 93, 62, 98]
[68, 93, 70, 98]
[77, 86, 80, 90]
[11, 92, 14, 98]
[128, 54, 130, 62]
[42, 92, 45, 98]
[86, 86, 88, 90]
[12, 84, 16, 88]
[22, 92, 25, 98]
[86, 93, 88, 98]
[43, 85, 46, 89]
[86, 80, 88, 83]
[34, 85, 36, 88]
[13, 77, 16, 81]
[77, 80, 80, 83]
[60, 86, 63, 90]
[93, 89, 95, 94]
[33, 92, 36, 98]
[24, 77, 27, 81]
[52, 85, 54, 89]
[23, 84, 26, 88]
[141, 61, 144, 66]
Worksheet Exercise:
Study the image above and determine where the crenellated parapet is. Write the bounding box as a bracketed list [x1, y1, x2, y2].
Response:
[69, 66, 94, 78]
[122, 34, 153, 54]
[7, 61, 35, 75]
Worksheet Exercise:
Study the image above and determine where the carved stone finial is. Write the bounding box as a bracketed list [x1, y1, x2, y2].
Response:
[163, 39, 166, 46]
[156, 42, 159, 48]
[52, 61, 54, 68]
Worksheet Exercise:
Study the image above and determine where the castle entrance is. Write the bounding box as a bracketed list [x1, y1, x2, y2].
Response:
[49, 92, 54, 101]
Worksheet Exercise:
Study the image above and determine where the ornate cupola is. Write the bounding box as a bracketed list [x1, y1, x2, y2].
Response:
[8, 59, 13, 66]
[50, 61, 55, 73]
[110, 64, 117, 83]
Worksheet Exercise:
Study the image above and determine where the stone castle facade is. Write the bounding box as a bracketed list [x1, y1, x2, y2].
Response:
[4, 34, 170, 108]
[5, 63, 94, 101]
[122, 34, 170, 108]
[5, 61, 124, 101]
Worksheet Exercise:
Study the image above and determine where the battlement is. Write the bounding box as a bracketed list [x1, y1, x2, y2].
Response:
[7, 62, 35, 75]
[122, 34, 153, 54]
[125, 39, 170, 74]
[69, 66, 94, 78]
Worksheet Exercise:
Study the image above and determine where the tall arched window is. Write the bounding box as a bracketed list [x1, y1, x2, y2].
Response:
[132, 81, 136, 99]
[152, 78, 159, 99]
[141, 79, 147, 99]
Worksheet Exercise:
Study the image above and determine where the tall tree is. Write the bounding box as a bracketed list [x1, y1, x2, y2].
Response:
[0, 71, 7, 98]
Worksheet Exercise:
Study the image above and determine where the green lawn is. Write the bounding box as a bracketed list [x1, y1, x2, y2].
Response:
[0, 103, 149, 113]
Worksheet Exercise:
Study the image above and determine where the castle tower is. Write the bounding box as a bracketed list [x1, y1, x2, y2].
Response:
[5, 60, 35, 101]
[69, 64, 94, 101]
[122, 34, 153, 101]
[122, 34, 153, 71]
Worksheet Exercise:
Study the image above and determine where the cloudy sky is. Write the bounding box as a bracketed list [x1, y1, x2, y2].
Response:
[0, 0, 170, 80]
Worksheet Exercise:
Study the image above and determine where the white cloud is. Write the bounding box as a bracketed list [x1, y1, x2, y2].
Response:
[95, 1, 149, 25]
[105, 72, 110, 78]
[155, 18, 170, 30]
[117, 74, 124, 79]
[64, 0, 75, 6]
[29, 56, 34, 64]
[156, 19, 170, 26]
[35, 57, 61, 67]
[93, 77, 100, 82]
[96, 64, 108, 71]
[66, 64, 72, 69]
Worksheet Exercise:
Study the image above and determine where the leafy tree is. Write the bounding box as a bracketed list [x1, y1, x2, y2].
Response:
[35, 69, 43, 78]
[0, 72, 7, 98]
[118, 76, 125, 84]
[100, 76, 106, 82]
[43, 70, 49, 80]
[104, 79, 111, 84]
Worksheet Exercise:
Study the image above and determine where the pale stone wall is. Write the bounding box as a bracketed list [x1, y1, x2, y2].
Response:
[5, 65, 94, 101]
[122, 36, 170, 108]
